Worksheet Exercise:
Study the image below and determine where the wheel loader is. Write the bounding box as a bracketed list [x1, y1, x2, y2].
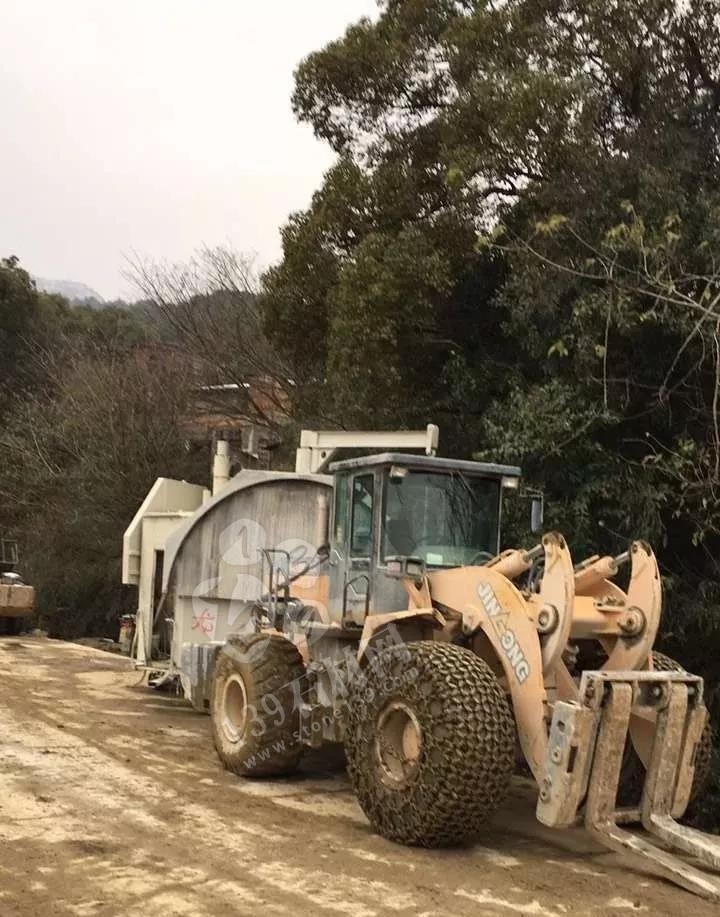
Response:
[124, 426, 719, 899]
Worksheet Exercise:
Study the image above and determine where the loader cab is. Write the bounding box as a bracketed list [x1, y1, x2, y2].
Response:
[327, 454, 521, 625]
[0, 537, 19, 575]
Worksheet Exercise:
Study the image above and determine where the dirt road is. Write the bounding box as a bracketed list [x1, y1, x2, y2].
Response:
[0, 637, 715, 917]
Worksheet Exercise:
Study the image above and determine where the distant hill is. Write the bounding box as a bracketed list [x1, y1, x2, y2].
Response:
[34, 277, 105, 306]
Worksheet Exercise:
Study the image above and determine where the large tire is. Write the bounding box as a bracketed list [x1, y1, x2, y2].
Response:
[211, 632, 306, 778]
[0, 617, 22, 637]
[617, 651, 713, 807]
[344, 641, 516, 847]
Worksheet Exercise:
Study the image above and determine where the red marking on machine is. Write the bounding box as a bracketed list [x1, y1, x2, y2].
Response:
[192, 609, 216, 637]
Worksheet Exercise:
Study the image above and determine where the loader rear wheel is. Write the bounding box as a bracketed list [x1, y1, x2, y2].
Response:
[210, 632, 305, 778]
[0, 617, 22, 636]
[344, 641, 516, 847]
[617, 651, 713, 807]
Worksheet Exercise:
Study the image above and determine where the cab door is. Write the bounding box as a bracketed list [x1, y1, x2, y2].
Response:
[327, 471, 376, 627]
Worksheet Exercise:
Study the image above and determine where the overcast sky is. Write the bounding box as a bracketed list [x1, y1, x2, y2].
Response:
[0, 1, 377, 299]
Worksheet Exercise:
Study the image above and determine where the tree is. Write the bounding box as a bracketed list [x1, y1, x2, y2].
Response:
[264, 1, 718, 440]
[271, 0, 720, 548]
[0, 341, 208, 637]
[130, 247, 294, 434]
[0, 256, 40, 405]
[490, 202, 720, 536]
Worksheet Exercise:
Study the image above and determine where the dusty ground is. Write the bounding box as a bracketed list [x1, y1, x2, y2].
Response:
[0, 637, 717, 917]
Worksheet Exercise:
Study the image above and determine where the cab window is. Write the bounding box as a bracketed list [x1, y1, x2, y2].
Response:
[333, 474, 349, 547]
[383, 471, 500, 567]
[350, 475, 374, 556]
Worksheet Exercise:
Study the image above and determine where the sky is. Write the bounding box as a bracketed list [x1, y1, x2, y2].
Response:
[0, 0, 378, 299]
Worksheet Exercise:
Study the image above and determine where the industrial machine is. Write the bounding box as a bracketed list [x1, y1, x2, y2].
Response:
[124, 426, 718, 899]
[0, 535, 34, 635]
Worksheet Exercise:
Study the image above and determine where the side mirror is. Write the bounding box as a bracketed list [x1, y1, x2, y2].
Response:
[530, 495, 545, 534]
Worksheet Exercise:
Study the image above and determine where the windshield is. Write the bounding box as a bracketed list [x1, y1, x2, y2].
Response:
[382, 471, 500, 567]
[0, 538, 19, 570]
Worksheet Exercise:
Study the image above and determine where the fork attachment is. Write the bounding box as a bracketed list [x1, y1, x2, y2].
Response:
[537, 669, 720, 900]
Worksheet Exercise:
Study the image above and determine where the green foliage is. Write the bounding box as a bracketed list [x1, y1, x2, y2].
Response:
[0, 257, 199, 637]
[326, 226, 452, 424]
[266, 0, 720, 826]
[0, 256, 40, 403]
[0, 346, 208, 638]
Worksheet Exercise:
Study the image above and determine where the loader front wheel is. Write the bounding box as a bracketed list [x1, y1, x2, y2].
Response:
[617, 651, 713, 807]
[210, 633, 305, 778]
[344, 641, 516, 847]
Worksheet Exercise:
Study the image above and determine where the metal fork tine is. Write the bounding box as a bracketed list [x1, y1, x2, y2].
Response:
[582, 679, 720, 901]
[642, 681, 688, 814]
[672, 702, 707, 817]
[647, 814, 720, 873]
[589, 819, 720, 901]
[640, 682, 720, 872]
[584, 682, 632, 824]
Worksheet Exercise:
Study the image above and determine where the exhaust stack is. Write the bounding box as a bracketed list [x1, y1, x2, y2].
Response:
[212, 441, 231, 496]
